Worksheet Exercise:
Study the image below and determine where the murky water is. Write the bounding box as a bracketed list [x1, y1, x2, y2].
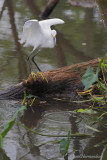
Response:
[0, 0, 107, 159]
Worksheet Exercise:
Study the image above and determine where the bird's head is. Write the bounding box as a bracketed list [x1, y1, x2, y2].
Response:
[51, 30, 57, 38]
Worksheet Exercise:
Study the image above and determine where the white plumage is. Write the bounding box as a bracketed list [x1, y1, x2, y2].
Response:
[20, 18, 64, 72]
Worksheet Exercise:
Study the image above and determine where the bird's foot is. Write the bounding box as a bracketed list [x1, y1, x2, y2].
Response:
[31, 71, 48, 82]
[31, 71, 38, 80]
[37, 72, 48, 83]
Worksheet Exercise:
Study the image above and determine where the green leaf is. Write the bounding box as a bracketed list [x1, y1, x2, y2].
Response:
[60, 131, 70, 156]
[93, 96, 103, 101]
[101, 63, 107, 67]
[0, 135, 4, 148]
[77, 109, 88, 113]
[98, 81, 107, 92]
[60, 139, 68, 155]
[1, 120, 15, 138]
[1, 105, 27, 138]
[102, 145, 107, 160]
[27, 94, 37, 99]
[77, 109, 97, 114]
[12, 105, 27, 120]
[82, 66, 99, 90]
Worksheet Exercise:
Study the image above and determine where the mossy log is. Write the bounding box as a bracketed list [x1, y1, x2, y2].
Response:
[0, 58, 100, 101]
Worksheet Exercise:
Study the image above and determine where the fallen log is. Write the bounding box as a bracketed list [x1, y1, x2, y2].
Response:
[0, 58, 99, 100]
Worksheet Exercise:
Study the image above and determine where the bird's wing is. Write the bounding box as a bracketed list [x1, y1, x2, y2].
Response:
[20, 20, 42, 49]
[39, 18, 64, 29]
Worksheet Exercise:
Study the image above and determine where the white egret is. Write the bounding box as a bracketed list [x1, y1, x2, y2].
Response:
[20, 18, 64, 72]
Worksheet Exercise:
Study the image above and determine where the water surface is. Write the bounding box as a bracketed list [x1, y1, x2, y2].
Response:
[0, 0, 107, 159]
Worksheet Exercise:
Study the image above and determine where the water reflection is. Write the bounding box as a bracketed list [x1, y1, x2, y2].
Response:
[13, 101, 104, 160]
[0, 101, 106, 158]
[6, 0, 28, 81]
[24, 0, 40, 16]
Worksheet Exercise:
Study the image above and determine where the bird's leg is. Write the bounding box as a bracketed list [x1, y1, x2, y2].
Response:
[31, 49, 41, 72]
[31, 49, 48, 82]
[27, 50, 34, 72]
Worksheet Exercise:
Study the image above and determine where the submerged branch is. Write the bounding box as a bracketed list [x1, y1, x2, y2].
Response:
[17, 122, 93, 138]
[39, 0, 60, 19]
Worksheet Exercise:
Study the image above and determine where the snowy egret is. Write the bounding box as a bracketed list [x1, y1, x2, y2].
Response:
[20, 18, 64, 72]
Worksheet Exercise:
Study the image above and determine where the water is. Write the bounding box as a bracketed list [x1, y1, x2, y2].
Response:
[0, 0, 107, 159]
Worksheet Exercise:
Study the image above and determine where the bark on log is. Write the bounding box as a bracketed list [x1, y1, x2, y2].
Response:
[0, 58, 99, 100]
